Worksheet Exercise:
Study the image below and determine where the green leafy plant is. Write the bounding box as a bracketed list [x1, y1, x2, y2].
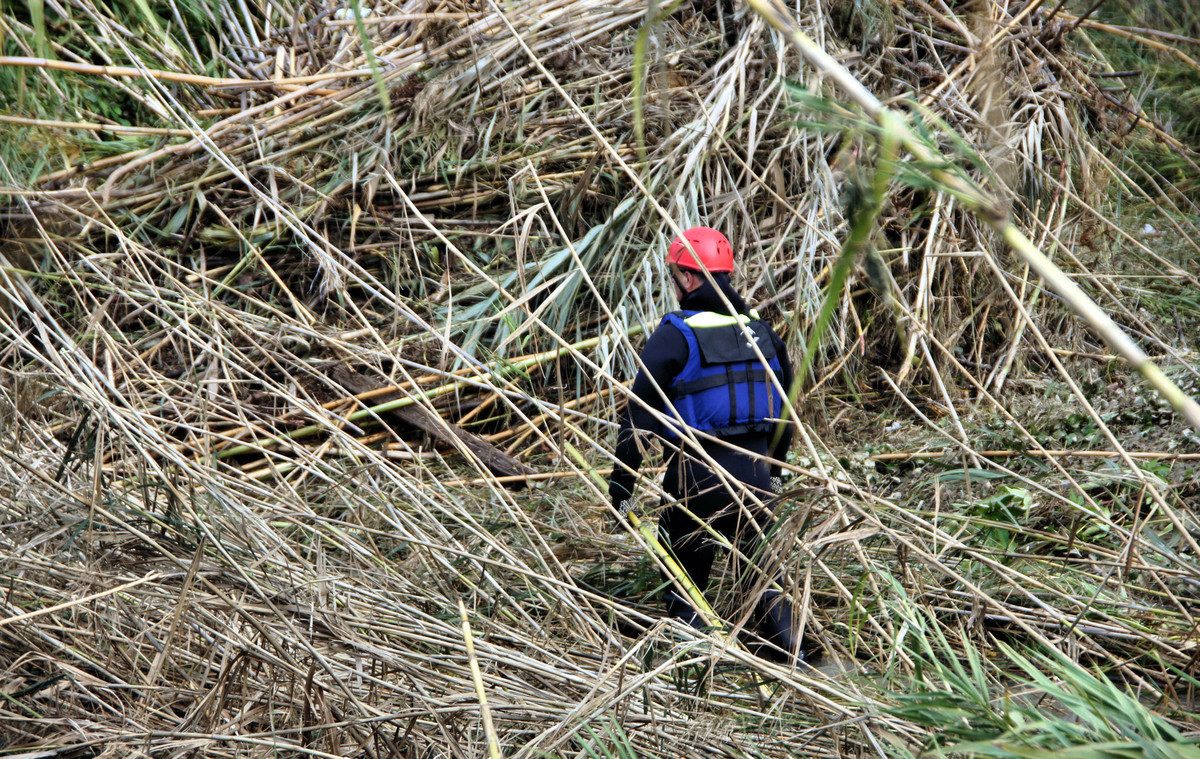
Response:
[961, 486, 1033, 551]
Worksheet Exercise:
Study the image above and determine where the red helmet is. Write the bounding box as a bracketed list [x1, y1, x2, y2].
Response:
[666, 227, 734, 272]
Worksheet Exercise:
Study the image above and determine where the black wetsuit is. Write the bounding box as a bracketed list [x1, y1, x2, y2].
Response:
[608, 276, 794, 606]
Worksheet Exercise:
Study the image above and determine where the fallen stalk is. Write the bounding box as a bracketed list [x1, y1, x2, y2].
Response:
[459, 599, 502, 759]
[215, 333, 614, 460]
[0, 114, 192, 136]
[0, 56, 356, 91]
[563, 443, 722, 629]
[873, 449, 1200, 462]
[0, 573, 162, 627]
[441, 466, 667, 488]
[486, 383, 625, 444]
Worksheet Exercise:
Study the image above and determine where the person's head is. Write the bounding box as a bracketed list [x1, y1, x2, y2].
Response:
[666, 226, 733, 301]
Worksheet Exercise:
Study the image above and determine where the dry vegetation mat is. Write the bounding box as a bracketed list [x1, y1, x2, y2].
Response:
[3, 0, 1200, 756]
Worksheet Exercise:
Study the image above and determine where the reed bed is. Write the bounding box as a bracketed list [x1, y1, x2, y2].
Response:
[2, 0, 1200, 756]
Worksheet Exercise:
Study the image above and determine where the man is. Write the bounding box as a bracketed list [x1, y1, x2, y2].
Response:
[607, 226, 801, 662]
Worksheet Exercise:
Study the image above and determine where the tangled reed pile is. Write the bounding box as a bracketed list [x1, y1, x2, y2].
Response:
[3, 0, 1200, 755]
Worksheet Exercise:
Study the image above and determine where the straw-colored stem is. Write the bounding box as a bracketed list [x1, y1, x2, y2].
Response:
[872, 449, 1200, 461]
[0, 55, 357, 90]
[459, 599, 502, 759]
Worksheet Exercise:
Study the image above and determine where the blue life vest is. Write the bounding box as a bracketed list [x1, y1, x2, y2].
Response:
[659, 309, 784, 438]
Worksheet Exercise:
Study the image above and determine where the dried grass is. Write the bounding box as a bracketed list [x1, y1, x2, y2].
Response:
[2, 0, 1200, 755]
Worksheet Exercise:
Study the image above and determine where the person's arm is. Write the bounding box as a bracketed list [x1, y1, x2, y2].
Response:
[607, 322, 688, 506]
[768, 330, 794, 482]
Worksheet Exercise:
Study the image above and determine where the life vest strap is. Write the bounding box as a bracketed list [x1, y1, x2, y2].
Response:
[667, 367, 775, 398]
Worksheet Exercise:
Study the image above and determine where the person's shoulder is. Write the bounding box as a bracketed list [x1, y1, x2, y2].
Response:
[656, 310, 691, 330]
[646, 313, 691, 347]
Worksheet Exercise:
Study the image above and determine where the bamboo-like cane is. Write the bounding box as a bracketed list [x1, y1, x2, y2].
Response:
[745, 0, 1200, 435]
[459, 599, 502, 759]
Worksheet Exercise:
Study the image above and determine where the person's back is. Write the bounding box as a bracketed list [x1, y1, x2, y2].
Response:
[606, 226, 803, 662]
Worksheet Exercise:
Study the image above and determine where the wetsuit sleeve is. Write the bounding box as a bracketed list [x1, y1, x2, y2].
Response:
[769, 329, 794, 479]
[607, 322, 689, 505]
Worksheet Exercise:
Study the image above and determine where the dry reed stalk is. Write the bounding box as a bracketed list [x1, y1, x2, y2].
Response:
[459, 598, 503, 759]
[874, 449, 1200, 461]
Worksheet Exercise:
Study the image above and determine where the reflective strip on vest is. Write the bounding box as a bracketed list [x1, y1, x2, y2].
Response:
[682, 309, 761, 329]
